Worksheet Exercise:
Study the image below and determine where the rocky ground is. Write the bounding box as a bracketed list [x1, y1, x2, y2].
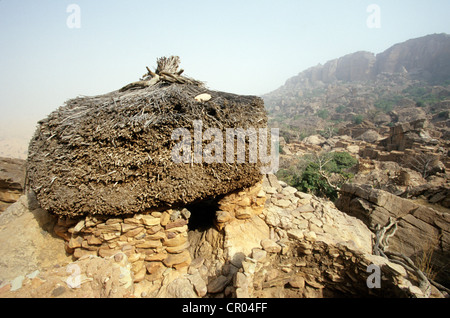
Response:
[0, 173, 447, 298]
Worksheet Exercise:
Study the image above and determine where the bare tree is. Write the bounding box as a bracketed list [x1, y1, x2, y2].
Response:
[404, 151, 440, 179]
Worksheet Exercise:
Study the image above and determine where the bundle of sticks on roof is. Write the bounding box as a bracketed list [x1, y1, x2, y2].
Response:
[26, 56, 268, 218]
[120, 56, 203, 92]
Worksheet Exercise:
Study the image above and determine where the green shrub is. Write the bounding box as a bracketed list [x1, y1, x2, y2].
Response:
[316, 109, 329, 119]
[293, 152, 357, 201]
[352, 114, 364, 125]
[336, 105, 347, 113]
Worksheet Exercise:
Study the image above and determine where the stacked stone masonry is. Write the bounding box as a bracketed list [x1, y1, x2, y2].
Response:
[55, 209, 193, 283]
[52, 181, 267, 297]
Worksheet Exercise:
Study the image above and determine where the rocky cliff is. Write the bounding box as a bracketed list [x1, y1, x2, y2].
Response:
[271, 33, 450, 92]
[264, 34, 450, 139]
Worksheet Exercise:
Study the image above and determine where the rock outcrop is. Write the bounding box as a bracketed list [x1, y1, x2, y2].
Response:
[336, 183, 450, 286]
[0, 193, 71, 282]
[0, 157, 25, 213]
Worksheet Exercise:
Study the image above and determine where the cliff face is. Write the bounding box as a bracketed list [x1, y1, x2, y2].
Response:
[279, 33, 450, 91]
[285, 51, 376, 88]
[375, 33, 450, 83]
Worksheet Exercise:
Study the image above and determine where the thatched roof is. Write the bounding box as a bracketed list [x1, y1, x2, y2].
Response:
[27, 57, 267, 217]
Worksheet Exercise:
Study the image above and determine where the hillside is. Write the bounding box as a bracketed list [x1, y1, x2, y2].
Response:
[263, 33, 450, 142]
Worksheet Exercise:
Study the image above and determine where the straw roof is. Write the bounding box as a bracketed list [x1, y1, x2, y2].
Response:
[26, 57, 267, 217]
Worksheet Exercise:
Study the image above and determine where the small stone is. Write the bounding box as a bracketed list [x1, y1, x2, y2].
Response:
[146, 231, 166, 240]
[165, 219, 188, 230]
[133, 267, 147, 283]
[73, 220, 85, 233]
[287, 229, 304, 241]
[68, 236, 84, 249]
[242, 258, 258, 275]
[260, 239, 282, 253]
[160, 212, 171, 226]
[274, 199, 291, 208]
[295, 192, 313, 200]
[141, 215, 161, 226]
[101, 232, 120, 241]
[188, 272, 207, 297]
[281, 186, 297, 196]
[87, 235, 103, 245]
[295, 260, 307, 267]
[278, 181, 288, 188]
[163, 233, 188, 247]
[251, 248, 267, 261]
[305, 277, 324, 289]
[124, 217, 142, 225]
[51, 285, 66, 297]
[195, 93, 212, 102]
[73, 248, 97, 259]
[237, 197, 251, 207]
[264, 187, 277, 195]
[96, 222, 122, 232]
[121, 223, 138, 233]
[144, 252, 167, 262]
[304, 231, 317, 242]
[146, 225, 162, 235]
[257, 190, 266, 198]
[26, 270, 40, 280]
[163, 250, 191, 268]
[207, 275, 232, 294]
[165, 241, 190, 254]
[189, 257, 205, 270]
[297, 242, 313, 255]
[216, 211, 233, 224]
[170, 210, 181, 221]
[135, 240, 162, 249]
[289, 276, 305, 289]
[234, 272, 249, 289]
[146, 262, 165, 274]
[98, 246, 120, 258]
[114, 253, 124, 262]
[297, 204, 315, 213]
[181, 208, 191, 220]
[165, 225, 188, 233]
[106, 218, 122, 225]
[235, 207, 253, 219]
[10, 275, 25, 292]
[293, 219, 309, 229]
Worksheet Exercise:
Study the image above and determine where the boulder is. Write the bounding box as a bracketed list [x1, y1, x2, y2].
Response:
[302, 134, 326, 146]
[0, 157, 26, 213]
[355, 129, 382, 143]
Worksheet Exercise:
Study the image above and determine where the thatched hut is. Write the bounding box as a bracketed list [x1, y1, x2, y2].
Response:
[27, 57, 268, 217]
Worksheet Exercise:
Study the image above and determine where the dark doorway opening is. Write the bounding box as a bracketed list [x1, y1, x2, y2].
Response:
[186, 198, 219, 232]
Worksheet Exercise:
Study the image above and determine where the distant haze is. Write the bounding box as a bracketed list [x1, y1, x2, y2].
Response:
[1, 0, 450, 159]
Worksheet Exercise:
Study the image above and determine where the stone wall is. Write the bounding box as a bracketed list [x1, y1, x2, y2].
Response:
[51, 181, 267, 297]
[54, 209, 193, 284]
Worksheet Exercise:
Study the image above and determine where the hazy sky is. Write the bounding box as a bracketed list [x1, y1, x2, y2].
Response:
[1, 0, 450, 139]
